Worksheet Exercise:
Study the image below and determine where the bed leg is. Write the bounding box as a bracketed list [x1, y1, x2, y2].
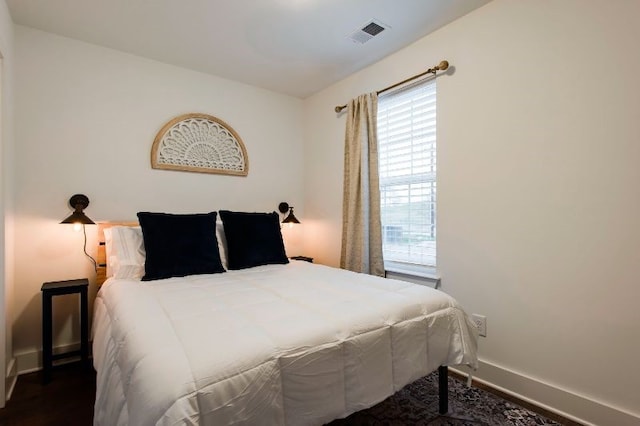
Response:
[438, 365, 448, 415]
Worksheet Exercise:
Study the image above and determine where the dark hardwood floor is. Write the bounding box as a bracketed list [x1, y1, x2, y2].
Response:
[0, 362, 95, 426]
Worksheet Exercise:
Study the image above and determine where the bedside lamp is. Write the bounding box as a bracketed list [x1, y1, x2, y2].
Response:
[278, 202, 300, 227]
[61, 193, 97, 270]
[278, 201, 309, 262]
[61, 194, 95, 231]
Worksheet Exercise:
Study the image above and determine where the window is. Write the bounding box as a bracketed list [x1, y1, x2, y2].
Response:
[377, 79, 437, 275]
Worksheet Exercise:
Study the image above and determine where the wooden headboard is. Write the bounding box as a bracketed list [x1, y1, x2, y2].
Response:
[97, 221, 139, 285]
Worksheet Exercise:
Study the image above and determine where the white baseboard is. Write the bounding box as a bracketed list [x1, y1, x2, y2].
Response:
[14, 342, 86, 375]
[5, 357, 17, 402]
[451, 360, 640, 426]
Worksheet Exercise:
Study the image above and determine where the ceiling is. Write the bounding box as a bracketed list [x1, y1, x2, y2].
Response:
[7, 0, 491, 98]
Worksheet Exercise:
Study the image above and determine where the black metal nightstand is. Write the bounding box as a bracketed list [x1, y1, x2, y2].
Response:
[290, 256, 313, 263]
[41, 278, 89, 384]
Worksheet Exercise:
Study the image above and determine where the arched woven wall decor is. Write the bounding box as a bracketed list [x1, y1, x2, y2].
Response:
[151, 113, 249, 176]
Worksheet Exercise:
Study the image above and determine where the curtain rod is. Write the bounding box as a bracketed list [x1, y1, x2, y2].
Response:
[334, 60, 450, 113]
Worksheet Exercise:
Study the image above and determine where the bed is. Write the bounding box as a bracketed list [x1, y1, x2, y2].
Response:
[92, 211, 478, 425]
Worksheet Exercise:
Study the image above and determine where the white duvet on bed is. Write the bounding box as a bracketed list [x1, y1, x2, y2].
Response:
[92, 261, 478, 426]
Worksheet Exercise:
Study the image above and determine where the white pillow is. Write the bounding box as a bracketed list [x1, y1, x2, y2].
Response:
[109, 226, 145, 280]
[104, 228, 115, 278]
[216, 219, 228, 270]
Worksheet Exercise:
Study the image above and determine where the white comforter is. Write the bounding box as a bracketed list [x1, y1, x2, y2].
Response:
[93, 262, 477, 426]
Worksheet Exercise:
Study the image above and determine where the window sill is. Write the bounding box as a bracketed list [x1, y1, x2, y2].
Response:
[384, 262, 441, 289]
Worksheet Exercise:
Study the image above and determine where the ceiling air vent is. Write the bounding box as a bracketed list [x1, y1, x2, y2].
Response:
[348, 20, 389, 44]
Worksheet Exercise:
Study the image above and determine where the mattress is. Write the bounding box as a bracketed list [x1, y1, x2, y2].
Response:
[92, 261, 478, 425]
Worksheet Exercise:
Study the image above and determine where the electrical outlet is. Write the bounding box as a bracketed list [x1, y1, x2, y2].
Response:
[471, 314, 487, 337]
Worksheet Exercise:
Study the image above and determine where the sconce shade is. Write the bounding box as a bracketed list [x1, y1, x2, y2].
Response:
[278, 201, 300, 224]
[60, 194, 95, 225]
[283, 208, 300, 224]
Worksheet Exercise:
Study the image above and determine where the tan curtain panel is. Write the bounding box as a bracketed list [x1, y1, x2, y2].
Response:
[340, 93, 384, 277]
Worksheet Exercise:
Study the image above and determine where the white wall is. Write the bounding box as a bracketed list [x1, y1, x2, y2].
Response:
[10, 1, 640, 423]
[303, 0, 640, 424]
[0, 0, 14, 406]
[13, 26, 304, 371]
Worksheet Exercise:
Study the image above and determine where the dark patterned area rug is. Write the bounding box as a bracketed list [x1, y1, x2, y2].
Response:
[328, 372, 562, 425]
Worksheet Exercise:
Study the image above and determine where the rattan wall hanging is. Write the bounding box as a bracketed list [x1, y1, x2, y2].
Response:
[151, 113, 249, 176]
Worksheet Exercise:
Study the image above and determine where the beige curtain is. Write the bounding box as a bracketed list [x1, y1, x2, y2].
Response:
[340, 93, 384, 276]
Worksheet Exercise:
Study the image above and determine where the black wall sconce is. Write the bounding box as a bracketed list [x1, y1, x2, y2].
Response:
[60, 194, 95, 229]
[61, 193, 97, 270]
[278, 202, 300, 225]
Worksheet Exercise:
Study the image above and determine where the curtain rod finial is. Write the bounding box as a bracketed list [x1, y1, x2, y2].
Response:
[437, 60, 449, 71]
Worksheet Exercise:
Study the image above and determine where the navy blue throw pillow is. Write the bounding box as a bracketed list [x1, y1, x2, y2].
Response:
[137, 212, 225, 281]
[219, 210, 289, 270]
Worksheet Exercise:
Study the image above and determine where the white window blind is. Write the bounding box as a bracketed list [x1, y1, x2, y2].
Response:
[377, 78, 437, 272]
